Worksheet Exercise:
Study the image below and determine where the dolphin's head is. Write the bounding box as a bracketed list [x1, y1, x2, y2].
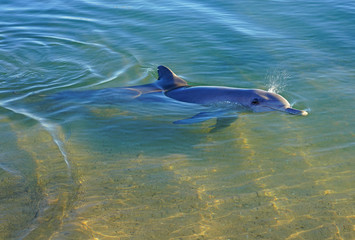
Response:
[246, 89, 308, 116]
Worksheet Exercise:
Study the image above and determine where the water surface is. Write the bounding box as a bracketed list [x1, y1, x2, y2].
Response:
[0, 0, 354, 239]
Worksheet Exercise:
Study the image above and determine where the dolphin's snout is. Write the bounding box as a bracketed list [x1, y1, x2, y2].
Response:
[301, 110, 308, 116]
[285, 108, 308, 116]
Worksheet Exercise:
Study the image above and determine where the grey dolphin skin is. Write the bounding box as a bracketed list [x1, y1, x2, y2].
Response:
[154, 66, 308, 121]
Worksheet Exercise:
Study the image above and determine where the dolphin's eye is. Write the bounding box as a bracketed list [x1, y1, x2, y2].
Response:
[251, 98, 259, 105]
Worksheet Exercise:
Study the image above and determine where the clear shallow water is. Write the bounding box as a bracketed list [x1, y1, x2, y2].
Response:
[0, 0, 354, 239]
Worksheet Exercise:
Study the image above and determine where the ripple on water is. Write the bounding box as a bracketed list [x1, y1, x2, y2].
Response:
[0, 0, 354, 239]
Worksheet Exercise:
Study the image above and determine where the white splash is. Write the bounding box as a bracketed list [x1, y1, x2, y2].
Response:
[266, 70, 289, 94]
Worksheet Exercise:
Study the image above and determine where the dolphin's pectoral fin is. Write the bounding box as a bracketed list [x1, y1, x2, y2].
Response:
[209, 115, 238, 132]
[173, 110, 226, 125]
[173, 112, 216, 124]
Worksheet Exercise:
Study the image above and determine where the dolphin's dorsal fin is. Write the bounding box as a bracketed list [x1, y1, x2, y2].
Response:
[156, 65, 188, 91]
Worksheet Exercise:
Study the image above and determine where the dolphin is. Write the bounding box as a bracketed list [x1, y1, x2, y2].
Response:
[152, 65, 308, 124]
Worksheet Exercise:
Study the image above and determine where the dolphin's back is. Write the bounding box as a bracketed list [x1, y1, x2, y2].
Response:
[165, 86, 252, 105]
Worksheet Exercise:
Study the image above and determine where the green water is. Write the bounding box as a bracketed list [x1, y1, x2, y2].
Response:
[0, 0, 354, 239]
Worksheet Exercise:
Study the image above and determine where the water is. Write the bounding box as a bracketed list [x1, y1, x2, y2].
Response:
[0, 0, 354, 239]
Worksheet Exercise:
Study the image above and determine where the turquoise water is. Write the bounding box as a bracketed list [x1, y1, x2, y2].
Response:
[1, 0, 354, 239]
